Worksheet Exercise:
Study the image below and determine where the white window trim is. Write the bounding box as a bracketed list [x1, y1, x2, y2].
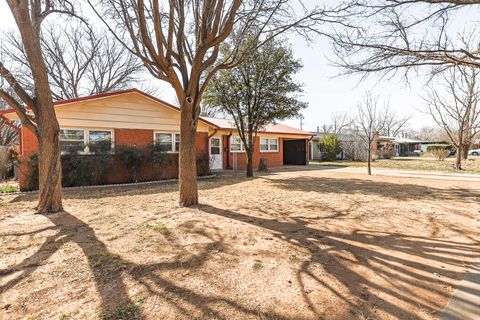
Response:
[153, 131, 180, 153]
[229, 135, 246, 153]
[260, 137, 279, 153]
[60, 127, 114, 155]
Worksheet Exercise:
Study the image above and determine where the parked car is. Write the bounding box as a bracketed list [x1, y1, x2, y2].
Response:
[413, 149, 423, 155]
[468, 149, 480, 156]
[450, 148, 457, 156]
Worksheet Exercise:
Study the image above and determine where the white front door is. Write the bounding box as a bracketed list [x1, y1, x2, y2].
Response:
[209, 137, 223, 170]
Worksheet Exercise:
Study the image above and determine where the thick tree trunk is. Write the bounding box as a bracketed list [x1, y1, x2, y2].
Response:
[179, 101, 198, 206]
[367, 142, 372, 175]
[246, 150, 254, 177]
[246, 133, 254, 177]
[462, 144, 469, 160]
[454, 146, 462, 170]
[36, 125, 63, 213]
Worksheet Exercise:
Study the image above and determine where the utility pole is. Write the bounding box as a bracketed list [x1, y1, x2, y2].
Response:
[299, 114, 304, 130]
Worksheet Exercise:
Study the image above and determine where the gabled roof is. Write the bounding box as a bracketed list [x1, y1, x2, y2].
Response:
[201, 117, 313, 136]
[1, 88, 311, 136]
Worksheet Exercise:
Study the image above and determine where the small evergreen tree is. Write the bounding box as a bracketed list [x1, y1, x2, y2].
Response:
[204, 37, 307, 177]
[319, 134, 341, 161]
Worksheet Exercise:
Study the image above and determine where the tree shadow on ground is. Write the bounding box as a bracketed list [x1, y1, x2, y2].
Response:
[7, 175, 250, 203]
[263, 175, 480, 203]
[198, 204, 480, 319]
[0, 211, 291, 319]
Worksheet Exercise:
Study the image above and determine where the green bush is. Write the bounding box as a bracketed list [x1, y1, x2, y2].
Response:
[196, 153, 211, 176]
[115, 145, 146, 183]
[23, 143, 204, 189]
[426, 144, 453, 152]
[319, 134, 342, 161]
[23, 154, 39, 191]
[23, 143, 113, 190]
[144, 143, 172, 179]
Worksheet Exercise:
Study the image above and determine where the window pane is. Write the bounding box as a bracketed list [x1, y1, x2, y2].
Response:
[89, 130, 111, 142]
[60, 129, 85, 153]
[89, 130, 112, 153]
[269, 139, 278, 151]
[175, 134, 180, 152]
[155, 133, 173, 151]
[60, 129, 84, 141]
[60, 141, 85, 153]
[230, 136, 244, 151]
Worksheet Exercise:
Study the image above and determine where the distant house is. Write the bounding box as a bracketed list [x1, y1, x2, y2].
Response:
[310, 132, 348, 160]
[375, 137, 450, 157]
[1, 89, 313, 190]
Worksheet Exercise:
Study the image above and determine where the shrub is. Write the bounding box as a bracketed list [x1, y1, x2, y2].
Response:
[23, 147, 113, 190]
[115, 145, 147, 182]
[427, 149, 450, 161]
[144, 143, 172, 179]
[319, 134, 341, 161]
[426, 144, 453, 152]
[23, 154, 39, 191]
[196, 153, 211, 176]
[382, 152, 393, 159]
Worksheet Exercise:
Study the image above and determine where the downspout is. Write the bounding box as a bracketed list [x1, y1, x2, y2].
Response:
[208, 129, 218, 139]
[307, 135, 314, 164]
[226, 131, 232, 169]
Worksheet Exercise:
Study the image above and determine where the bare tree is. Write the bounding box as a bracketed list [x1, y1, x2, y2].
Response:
[418, 126, 448, 141]
[0, 87, 19, 146]
[330, 1, 480, 78]
[0, 1, 79, 213]
[4, 22, 145, 100]
[356, 93, 385, 175]
[380, 105, 411, 137]
[322, 112, 352, 135]
[425, 66, 480, 169]
[88, 0, 330, 206]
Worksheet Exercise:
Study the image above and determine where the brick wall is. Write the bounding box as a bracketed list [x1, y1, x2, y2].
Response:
[225, 136, 285, 170]
[18, 127, 209, 190]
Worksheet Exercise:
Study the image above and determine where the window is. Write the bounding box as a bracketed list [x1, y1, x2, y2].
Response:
[60, 129, 85, 154]
[210, 138, 220, 155]
[260, 138, 278, 152]
[59, 128, 113, 154]
[230, 136, 245, 152]
[89, 130, 113, 153]
[154, 132, 180, 152]
[175, 133, 181, 152]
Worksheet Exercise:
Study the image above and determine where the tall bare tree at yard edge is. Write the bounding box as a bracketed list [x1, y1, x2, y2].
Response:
[0, 1, 78, 213]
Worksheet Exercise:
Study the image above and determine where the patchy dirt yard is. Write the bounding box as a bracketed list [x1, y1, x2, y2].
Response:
[1, 168, 479, 320]
[314, 156, 480, 174]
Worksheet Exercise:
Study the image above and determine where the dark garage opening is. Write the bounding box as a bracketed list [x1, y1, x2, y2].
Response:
[283, 139, 307, 165]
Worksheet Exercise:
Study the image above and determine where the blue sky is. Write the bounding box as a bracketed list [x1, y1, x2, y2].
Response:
[0, 2, 476, 132]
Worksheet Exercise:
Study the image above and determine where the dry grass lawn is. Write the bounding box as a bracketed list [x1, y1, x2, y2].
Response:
[313, 156, 480, 174]
[1, 168, 479, 320]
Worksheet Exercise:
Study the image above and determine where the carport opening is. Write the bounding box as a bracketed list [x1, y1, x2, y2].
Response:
[283, 139, 307, 165]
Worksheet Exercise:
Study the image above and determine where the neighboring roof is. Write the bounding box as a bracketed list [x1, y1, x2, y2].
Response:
[393, 137, 421, 144]
[200, 117, 313, 136]
[377, 135, 396, 142]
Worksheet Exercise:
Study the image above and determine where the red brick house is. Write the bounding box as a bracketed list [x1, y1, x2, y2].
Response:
[1, 89, 312, 189]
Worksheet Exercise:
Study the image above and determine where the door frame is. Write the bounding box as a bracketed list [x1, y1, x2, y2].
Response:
[209, 136, 223, 170]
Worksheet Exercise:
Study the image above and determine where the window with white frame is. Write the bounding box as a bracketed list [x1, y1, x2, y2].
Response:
[59, 128, 113, 154]
[260, 138, 278, 152]
[230, 136, 245, 152]
[154, 132, 180, 152]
